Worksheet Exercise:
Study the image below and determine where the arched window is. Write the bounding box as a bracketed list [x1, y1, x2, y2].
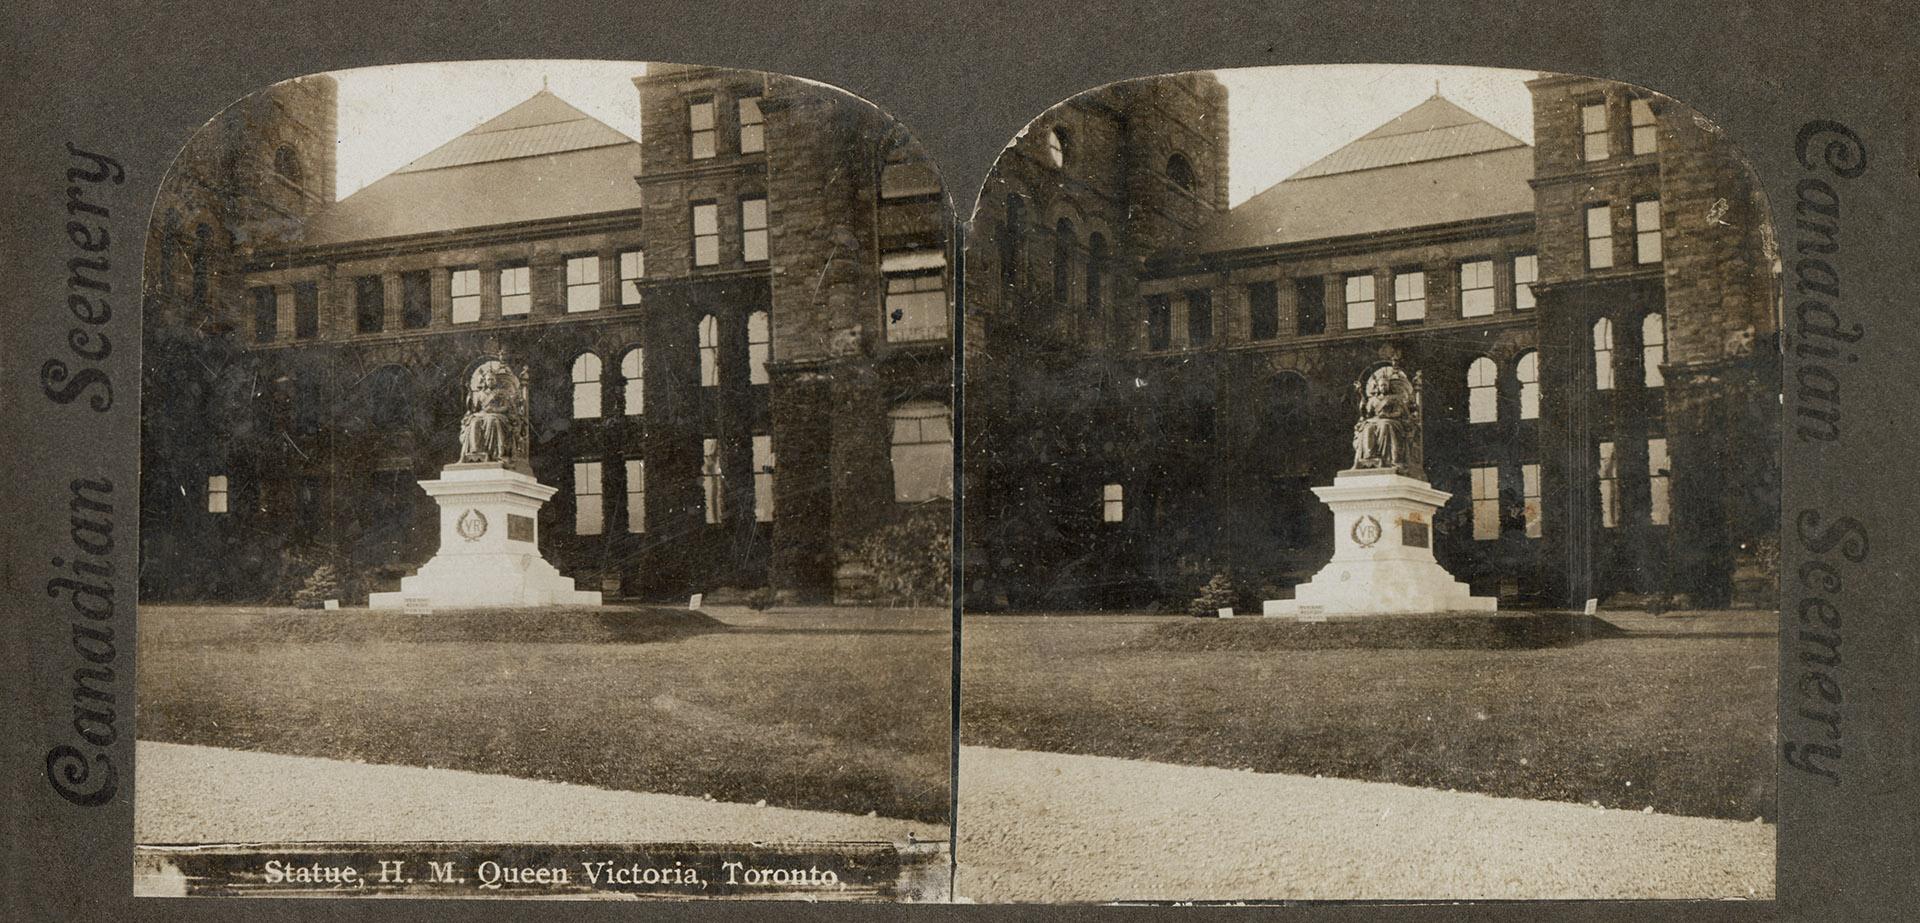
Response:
[1001, 195, 1026, 286]
[1515, 351, 1540, 420]
[1053, 218, 1076, 309]
[1167, 153, 1195, 191]
[1642, 312, 1666, 387]
[698, 315, 719, 387]
[889, 401, 953, 503]
[1592, 318, 1616, 390]
[273, 144, 301, 182]
[571, 352, 602, 419]
[620, 348, 643, 416]
[748, 310, 771, 385]
[1468, 357, 1498, 423]
[1046, 127, 1070, 168]
[1086, 233, 1107, 315]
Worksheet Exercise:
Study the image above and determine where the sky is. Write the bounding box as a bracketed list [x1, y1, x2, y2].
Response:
[320, 61, 1538, 208]
[328, 60, 648, 199]
[1215, 64, 1540, 206]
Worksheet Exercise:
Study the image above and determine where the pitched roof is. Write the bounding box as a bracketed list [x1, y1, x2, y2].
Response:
[292, 91, 643, 247]
[1178, 95, 1534, 255]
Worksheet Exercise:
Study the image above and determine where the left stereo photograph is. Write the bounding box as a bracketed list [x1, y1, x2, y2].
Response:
[133, 60, 954, 900]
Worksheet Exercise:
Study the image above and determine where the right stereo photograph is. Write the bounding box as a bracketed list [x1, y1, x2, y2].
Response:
[959, 64, 1779, 903]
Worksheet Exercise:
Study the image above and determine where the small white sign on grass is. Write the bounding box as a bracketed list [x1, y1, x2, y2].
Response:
[1217, 607, 1235, 619]
[403, 597, 433, 616]
[322, 599, 339, 610]
[1584, 597, 1599, 615]
[688, 593, 704, 610]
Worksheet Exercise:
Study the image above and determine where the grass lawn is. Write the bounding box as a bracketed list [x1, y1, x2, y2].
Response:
[961, 613, 1775, 821]
[138, 605, 951, 824]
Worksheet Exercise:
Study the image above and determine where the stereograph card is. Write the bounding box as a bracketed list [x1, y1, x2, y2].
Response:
[2, 1, 1915, 920]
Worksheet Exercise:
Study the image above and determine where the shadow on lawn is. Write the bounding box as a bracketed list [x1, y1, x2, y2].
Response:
[1131, 611, 1634, 651]
[201, 607, 731, 645]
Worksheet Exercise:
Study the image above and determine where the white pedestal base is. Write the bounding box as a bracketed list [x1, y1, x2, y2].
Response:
[1264, 469, 1496, 618]
[368, 463, 602, 609]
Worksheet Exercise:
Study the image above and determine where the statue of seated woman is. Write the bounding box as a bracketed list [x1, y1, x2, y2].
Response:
[1350, 363, 1424, 478]
[459, 360, 522, 465]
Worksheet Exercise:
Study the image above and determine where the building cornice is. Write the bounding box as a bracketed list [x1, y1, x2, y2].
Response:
[246, 209, 646, 272]
[1144, 212, 1536, 279]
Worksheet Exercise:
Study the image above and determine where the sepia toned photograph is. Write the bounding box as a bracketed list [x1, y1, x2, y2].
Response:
[134, 60, 953, 900]
[958, 64, 1779, 902]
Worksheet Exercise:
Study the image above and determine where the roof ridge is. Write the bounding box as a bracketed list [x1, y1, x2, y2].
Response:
[472, 114, 593, 135]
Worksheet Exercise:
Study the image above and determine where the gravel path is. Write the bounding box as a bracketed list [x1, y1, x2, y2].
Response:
[136, 741, 944, 845]
[956, 746, 1772, 903]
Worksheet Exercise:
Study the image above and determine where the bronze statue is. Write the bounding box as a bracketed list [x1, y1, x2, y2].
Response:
[1350, 362, 1424, 478]
[459, 358, 531, 471]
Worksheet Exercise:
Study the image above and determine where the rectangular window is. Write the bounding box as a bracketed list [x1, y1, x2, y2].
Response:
[748, 311, 771, 384]
[1295, 277, 1325, 335]
[401, 270, 431, 329]
[294, 282, 319, 338]
[1471, 466, 1500, 540]
[1248, 280, 1279, 341]
[565, 256, 601, 312]
[701, 438, 725, 524]
[618, 251, 644, 306]
[1459, 260, 1494, 317]
[1102, 483, 1124, 523]
[753, 434, 776, 523]
[574, 460, 603, 536]
[738, 95, 764, 154]
[450, 268, 481, 324]
[499, 265, 531, 316]
[689, 97, 716, 160]
[1643, 313, 1667, 388]
[251, 286, 276, 342]
[1344, 274, 1376, 330]
[885, 267, 947, 342]
[1634, 198, 1663, 264]
[740, 197, 769, 263]
[1631, 97, 1657, 155]
[1581, 101, 1610, 161]
[354, 275, 384, 333]
[889, 404, 954, 503]
[625, 459, 645, 534]
[1186, 289, 1212, 346]
[1522, 463, 1542, 538]
[1146, 295, 1171, 350]
[1594, 318, 1617, 391]
[1586, 205, 1614, 270]
[1598, 441, 1619, 528]
[1512, 253, 1538, 310]
[1648, 437, 1671, 526]
[1392, 271, 1425, 322]
[692, 202, 720, 267]
[207, 474, 229, 514]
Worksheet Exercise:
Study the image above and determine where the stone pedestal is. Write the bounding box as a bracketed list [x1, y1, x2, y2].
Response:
[368, 463, 602, 609]
[1264, 469, 1495, 617]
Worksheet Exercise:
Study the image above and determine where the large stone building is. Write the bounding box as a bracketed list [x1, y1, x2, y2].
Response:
[965, 72, 1778, 610]
[141, 64, 953, 604]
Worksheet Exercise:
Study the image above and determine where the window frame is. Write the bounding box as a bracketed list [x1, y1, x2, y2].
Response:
[1642, 312, 1667, 388]
[688, 96, 717, 160]
[1648, 437, 1672, 525]
[1467, 356, 1498, 424]
[1585, 204, 1615, 270]
[884, 265, 948, 343]
[625, 458, 646, 534]
[618, 250, 644, 306]
[1593, 317, 1616, 391]
[1458, 259, 1495, 318]
[450, 268, 481, 324]
[701, 437, 726, 525]
[1470, 465, 1500, 540]
[620, 347, 644, 416]
[1102, 483, 1124, 524]
[207, 474, 229, 514]
[698, 314, 720, 387]
[1392, 269, 1426, 323]
[574, 459, 604, 536]
[1343, 273, 1376, 330]
[1630, 97, 1657, 155]
[571, 352, 603, 419]
[498, 263, 532, 317]
[1597, 441, 1620, 529]
[1634, 197, 1663, 264]
[740, 196, 769, 264]
[887, 401, 954, 503]
[737, 94, 765, 155]
[565, 255, 601, 313]
[1580, 99, 1610, 162]
[1516, 350, 1541, 420]
[1512, 253, 1538, 310]
[752, 434, 776, 523]
[747, 310, 771, 384]
[691, 202, 721, 268]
